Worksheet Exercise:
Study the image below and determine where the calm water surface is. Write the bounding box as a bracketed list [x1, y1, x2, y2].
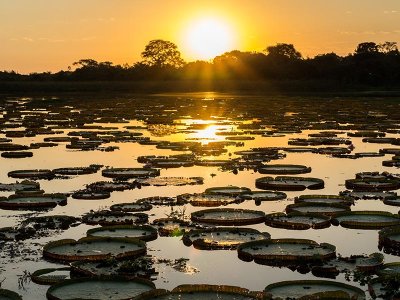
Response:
[0, 93, 399, 299]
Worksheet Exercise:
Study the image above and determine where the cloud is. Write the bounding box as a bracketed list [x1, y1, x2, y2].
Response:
[384, 10, 398, 14]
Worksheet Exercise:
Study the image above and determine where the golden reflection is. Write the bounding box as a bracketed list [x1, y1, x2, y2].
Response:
[191, 125, 226, 142]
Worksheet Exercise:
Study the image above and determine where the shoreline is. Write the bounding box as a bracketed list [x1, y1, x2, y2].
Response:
[1, 80, 400, 97]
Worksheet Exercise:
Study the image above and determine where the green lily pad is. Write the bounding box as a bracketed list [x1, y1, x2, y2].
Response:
[264, 280, 365, 299]
[182, 227, 270, 250]
[87, 225, 158, 242]
[46, 277, 155, 300]
[191, 208, 265, 226]
[332, 211, 400, 229]
[238, 239, 336, 265]
[43, 236, 146, 262]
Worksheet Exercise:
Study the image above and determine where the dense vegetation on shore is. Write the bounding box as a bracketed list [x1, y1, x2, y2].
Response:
[1, 40, 399, 93]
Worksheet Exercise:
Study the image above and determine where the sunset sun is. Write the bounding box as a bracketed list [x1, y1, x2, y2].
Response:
[184, 18, 234, 60]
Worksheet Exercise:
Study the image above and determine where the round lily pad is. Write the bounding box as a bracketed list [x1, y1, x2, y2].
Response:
[102, 168, 160, 179]
[137, 177, 203, 186]
[256, 176, 324, 191]
[345, 178, 400, 191]
[383, 197, 400, 206]
[340, 190, 397, 200]
[138, 284, 259, 300]
[286, 203, 350, 216]
[0, 288, 22, 300]
[8, 169, 55, 179]
[238, 191, 287, 202]
[238, 239, 336, 265]
[368, 277, 400, 300]
[191, 208, 265, 226]
[110, 202, 153, 212]
[265, 213, 331, 230]
[70, 256, 156, 279]
[295, 195, 353, 206]
[152, 218, 194, 237]
[72, 190, 111, 200]
[86, 181, 138, 192]
[332, 211, 400, 229]
[257, 164, 311, 175]
[177, 193, 240, 207]
[204, 186, 251, 196]
[312, 253, 384, 277]
[264, 280, 365, 300]
[87, 225, 158, 242]
[377, 262, 400, 279]
[0, 193, 67, 209]
[82, 211, 148, 226]
[137, 196, 179, 206]
[379, 225, 400, 255]
[31, 267, 70, 285]
[53, 165, 101, 175]
[182, 227, 270, 250]
[46, 277, 155, 300]
[1, 151, 33, 158]
[43, 236, 146, 262]
[0, 180, 40, 192]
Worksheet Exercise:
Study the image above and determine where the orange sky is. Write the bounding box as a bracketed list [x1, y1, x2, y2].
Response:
[1, 0, 399, 73]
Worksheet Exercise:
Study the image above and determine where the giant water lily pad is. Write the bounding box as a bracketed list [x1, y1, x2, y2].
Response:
[204, 186, 251, 196]
[191, 208, 265, 226]
[238, 239, 336, 265]
[368, 277, 400, 300]
[102, 168, 160, 179]
[137, 196, 179, 206]
[379, 225, 400, 255]
[138, 284, 259, 300]
[257, 164, 311, 175]
[1, 151, 33, 158]
[264, 280, 365, 300]
[70, 257, 156, 279]
[0, 288, 22, 300]
[256, 176, 324, 191]
[295, 195, 353, 206]
[46, 277, 155, 300]
[182, 227, 270, 250]
[31, 267, 71, 285]
[345, 178, 400, 191]
[82, 210, 148, 226]
[0, 180, 40, 192]
[177, 193, 240, 207]
[312, 253, 384, 278]
[383, 197, 400, 206]
[340, 190, 397, 200]
[152, 218, 202, 237]
[8, 169, 55, 179]
[72, 190, 111, 200]
[43, 236, 146, 262]
[238, 191, 287, 203]
[137, 177, 203, 186]
[332, 211, 400, 229]
[0, 193, 67, 209]
[265, 213, 331, 230]
[286, 203, 350, 216]
[110, 202, 153, 212]
[52, 165, 102, 175]
[87, 225, 158, 242]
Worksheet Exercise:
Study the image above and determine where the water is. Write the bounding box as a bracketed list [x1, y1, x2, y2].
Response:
[0, 93, 399, 299]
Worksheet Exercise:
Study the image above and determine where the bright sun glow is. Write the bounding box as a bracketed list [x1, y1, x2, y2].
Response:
[185, 18, 234, 60]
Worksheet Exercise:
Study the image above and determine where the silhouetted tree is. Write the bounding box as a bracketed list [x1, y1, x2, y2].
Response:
[354, 42, 379, 55]
[265, 43, 302, 60]
[378, 41, 399, 55]
[141, 39, 185, 68]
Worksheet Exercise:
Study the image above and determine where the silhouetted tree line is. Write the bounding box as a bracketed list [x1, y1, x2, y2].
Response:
[1, 40, 400, 86]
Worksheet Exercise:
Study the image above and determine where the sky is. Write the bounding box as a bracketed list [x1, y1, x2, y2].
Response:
[1, 0, 399, 73]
